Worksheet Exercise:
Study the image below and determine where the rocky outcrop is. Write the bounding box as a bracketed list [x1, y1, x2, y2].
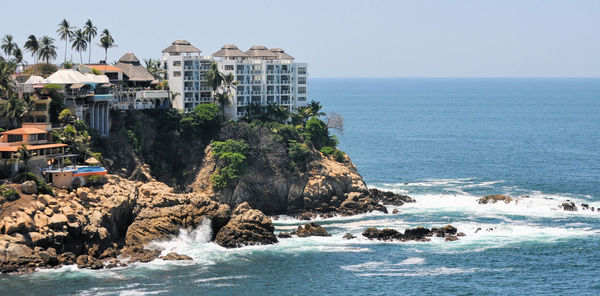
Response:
[362, 225, 463, 242]
[291, 222, 331, 237]
[214, 202, 277, 248]
[189, 143, 414, 219]
[0, 176, 276, 273]
[478, 195, 512, 204]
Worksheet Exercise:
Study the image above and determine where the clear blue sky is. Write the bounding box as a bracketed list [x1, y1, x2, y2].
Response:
[2, 0, 599, 77]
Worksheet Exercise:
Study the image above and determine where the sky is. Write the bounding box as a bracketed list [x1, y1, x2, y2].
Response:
[1, 0, 599, 77]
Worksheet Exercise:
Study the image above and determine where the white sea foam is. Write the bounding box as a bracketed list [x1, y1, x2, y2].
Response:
[194, 275, 249, 283]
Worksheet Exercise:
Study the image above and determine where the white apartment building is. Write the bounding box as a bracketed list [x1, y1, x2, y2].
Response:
[161, 40, 214, 111]
[162, 41, 308, 119]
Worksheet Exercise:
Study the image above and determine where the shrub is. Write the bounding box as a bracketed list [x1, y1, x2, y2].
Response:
[126, 129, 142, 155]
[58, 109, 73, 124]
[86, 175, 107, 187]
[304, 117, 330, 149]
[333, 150, 346, 162]
[320, 146, 335, 156]
[210, 139, 248, 190]
[179, 103, 222, 138]
[2, 189, 20, 202]
[13, 172, 53, 195]
[289, 141, 310, 162]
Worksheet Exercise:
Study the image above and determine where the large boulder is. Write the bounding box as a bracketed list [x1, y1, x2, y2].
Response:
[363, 225, 463, 242]
[368, 188, 415, 206]
[20, 181, 37, 195]
[561, 201, 577, 211]
[214, 202, 277, 248]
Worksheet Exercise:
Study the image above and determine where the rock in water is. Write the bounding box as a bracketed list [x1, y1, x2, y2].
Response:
[561, 201, 577, 211]
[368, 188, 415, 206]
[292, 222, 331, 237]
[478, 195, 512, 204]
[277, 232, 292, 238]
[342, 233, 356, 240]
[362, 228, 403, 241]
[214, 202, 278, 248]
[161, 252, 193, 261]
[363, 225, 463, 242]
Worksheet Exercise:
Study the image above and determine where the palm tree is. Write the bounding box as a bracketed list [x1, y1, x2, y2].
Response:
[0, 60, 16, 97]
[306, 100, 325, 118]
[38, 36, 57, 64]
[98, 29, 116, 62]
[71, 29, 87, 64]
[82, 19, 97, 63]
[1, 34, 16, 58]
[143, 58, 165, 80]
[204, 61, 223, 92]
[57, 19, 74, 63]
[16, 144, 34, 171]
[0, 93, 27, 128]
[12, 45, 23, 71]
[24, 35, 40, 64]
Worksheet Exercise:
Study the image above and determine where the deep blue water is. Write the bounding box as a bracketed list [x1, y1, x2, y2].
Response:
[1, 78, 599, 295]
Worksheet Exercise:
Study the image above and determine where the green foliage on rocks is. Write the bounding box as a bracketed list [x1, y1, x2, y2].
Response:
[179, 103, 222, 138]
[320, 146, 335, 156]
[210, 139, 248, 190]
[333, 150, 346, 162]
[288, 141, 310, 163]
[2, 188, 20, 201]
[13, 172, 53, 195]
[52, 123, 93, 163]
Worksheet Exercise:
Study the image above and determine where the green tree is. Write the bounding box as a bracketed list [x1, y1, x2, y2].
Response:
[58, 108, 73, 124]
[16, 144, 33, 170]
[0, 94, 27, 128]
[24, 35, 40, 64]
[1, 34, 15, 58]
[82, 19, 97, 63]
[0, 60, 16, 97]
[57, 19, 74, 63]
[71, 29, 87, 64]
[304, 116, 330, 149]
[38, 36, 57, 64]
[12, 45, 23, 70]
[210, 139, 248, 190]
[204, 61, 223, 92]
[143, 58, 164, 81]
[98, 29, 116, 63]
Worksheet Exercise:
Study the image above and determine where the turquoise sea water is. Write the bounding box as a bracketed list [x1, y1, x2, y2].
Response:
[1, 78, 599, 295]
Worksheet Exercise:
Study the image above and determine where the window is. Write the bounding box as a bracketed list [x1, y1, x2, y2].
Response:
[173, 61, 181, 67]
[252, 75, 261, 81]
[298, 67, 307, 74]
[252, 65, 261, 71]
[298, 87, 306, 94]
[224, 65, 234, 70]
[298, 96, 307, 101]
[7, 135, 22, 142]
[173, 71, 181, 77]
[298, 77, 306, 84]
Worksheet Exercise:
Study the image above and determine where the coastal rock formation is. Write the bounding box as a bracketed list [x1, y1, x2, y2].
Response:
[189, 141, 414, 218]
[0, 176, 275, 273]
[20, 181, 37, 195]
[291, 222, 331, 237]
[214, 202, 278, 248]
[362, 225, 462, 242]
[161, 252, 193, 261]
[478, 195, 512, 204]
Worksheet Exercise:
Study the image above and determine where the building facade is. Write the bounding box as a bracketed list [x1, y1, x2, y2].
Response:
[162, 41, 308, 119]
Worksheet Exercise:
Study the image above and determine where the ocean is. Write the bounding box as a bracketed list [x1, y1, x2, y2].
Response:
[1, 78, 599, 295]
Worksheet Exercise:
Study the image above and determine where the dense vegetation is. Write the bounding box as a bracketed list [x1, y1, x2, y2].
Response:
[210, 139, 248, 190]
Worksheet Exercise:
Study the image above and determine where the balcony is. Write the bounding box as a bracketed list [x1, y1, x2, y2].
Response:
[250, 70, 261, 74]
[251, 91, 262, 95]
[250, 80, 261, 85]
[281, 90, 291, 94]
[184, 87, 198, 91]
[280, 70, 291, 74]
